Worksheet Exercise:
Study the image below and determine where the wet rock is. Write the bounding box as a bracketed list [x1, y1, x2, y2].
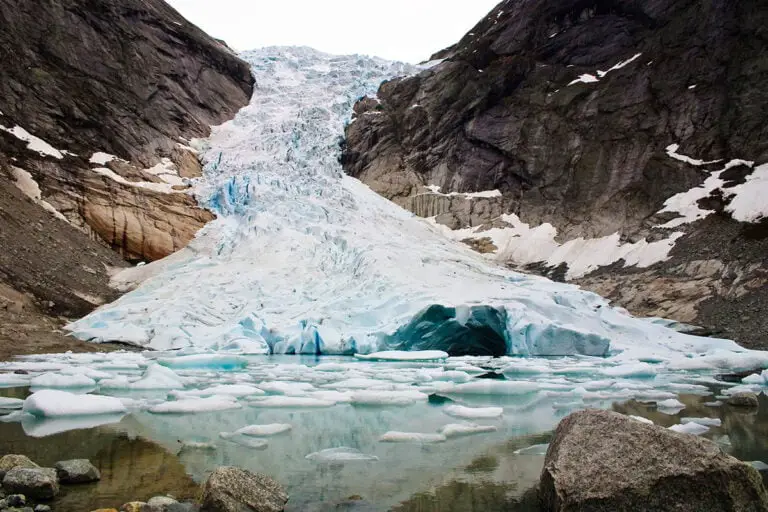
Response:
[54, 459, 100, 484]
[146, 496, 178, 511]
[165, 503, 199, 512]
[119, 503, 146, 512]
[200, 467, 288, 512]
[0, 456, 38, 480]
[541, 409, 768, 511]
[91, 509, 119, 512]
[5, 496, 25, 507]
[728, 392, 760, 408]
[1, 468, 58, 500]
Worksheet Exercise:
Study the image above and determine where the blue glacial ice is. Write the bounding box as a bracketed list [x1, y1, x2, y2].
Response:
[65, 47, 760, 364]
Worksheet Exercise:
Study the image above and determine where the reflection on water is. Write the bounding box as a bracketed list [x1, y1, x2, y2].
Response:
[3, 378, 768, 511]
[0, 415, 199, 511]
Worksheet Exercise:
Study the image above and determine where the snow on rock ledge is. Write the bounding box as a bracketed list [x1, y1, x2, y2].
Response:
[66, 48, 761, 363]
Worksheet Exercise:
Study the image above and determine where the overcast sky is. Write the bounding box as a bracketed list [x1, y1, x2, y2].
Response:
[166, 0, 501, 63]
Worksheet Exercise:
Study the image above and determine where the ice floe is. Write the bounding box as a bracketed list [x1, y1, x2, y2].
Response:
[23, 390, 127, 417]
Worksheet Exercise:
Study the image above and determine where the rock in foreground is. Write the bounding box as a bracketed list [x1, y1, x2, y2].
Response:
[2, 467, 59, 500]
[54, 459, 100, 484]
[541, 409, 768, 511]
[0, 454, 39, 479]
[200, 467, 287, 512]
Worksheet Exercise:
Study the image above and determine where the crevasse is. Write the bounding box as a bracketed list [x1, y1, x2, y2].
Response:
[67, 47, 748, 361]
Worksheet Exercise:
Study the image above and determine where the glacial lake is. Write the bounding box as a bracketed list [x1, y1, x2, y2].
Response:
[1, 353, 767, 511]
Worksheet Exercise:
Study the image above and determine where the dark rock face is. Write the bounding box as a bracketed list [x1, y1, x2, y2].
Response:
[0, 0, 254, 353]
[343, 0, 768, 348]
[540, 409, 768, 511]
[200, 467, 288, 512]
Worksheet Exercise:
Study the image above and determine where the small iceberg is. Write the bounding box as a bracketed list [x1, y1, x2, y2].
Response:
[514, 443, 550, 455]
[23, 389, 127, 418]
[354, 351, 449, 362]
[221, 423, 292, 437]
[305, 447, 379, 462]
[149, 396, 242, 414]
[30, 372, 96, 389]
[248, 396, 336, 408]
[443, 404, 503, 419]
[438, 423, 498, 438]
[669, 422, 709, 436]
[379, 431, 447, 443]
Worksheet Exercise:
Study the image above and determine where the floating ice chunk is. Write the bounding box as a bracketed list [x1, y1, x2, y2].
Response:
[258, 381, 315, 395]
[443, 404, 503, 419]
[180, 441, 217, 451]
[131, 364, 185, 389]
[601, 363, 657, 378]
[172, 384, 265, 398]
[742, 373, 765, 385]
[23, 390, 127, 417]
[322, 378, 399, 390]
[350, 390, 428, 406]
[355, 351, 449, 362]
[249, 396, 336, 408]
[0, 397, 23, 409]
[501, 364, 550, 377]
[681, 417, 722, 427]
[158, 354, 247, 370]
[149, 395, 242, 414]
[21, 413, 126, 437]
[313, 362, 354, 372]
[438, 423, 498, 438]
[379, 431, 447, 443]
[0, 373, 31, 388]
[222, 423, 292, 437]
[306, 447, 378, 462]
[30, 372, 96, 388]
[628, 415, 654, 425]
[669, 422, 709, 435]
[514, 443, 550, 455]
[656, 398, 685, 414]
[310, 390, 353, 403]
[220, 434, 269, 449]
[448, 380, 540, 395]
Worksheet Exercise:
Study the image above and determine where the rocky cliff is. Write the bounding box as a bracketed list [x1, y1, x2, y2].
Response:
[0, 0, 254, 354]
[343, 0, 768, 348]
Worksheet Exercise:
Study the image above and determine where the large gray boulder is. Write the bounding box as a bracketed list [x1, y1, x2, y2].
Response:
[54, 459, 100, 484]
[0, 455, 38, 480]
[541, 409, 768, 511]
[2, 467, 59, 500]
[200, 467, 288, 512]
[729, 392, 760, 408]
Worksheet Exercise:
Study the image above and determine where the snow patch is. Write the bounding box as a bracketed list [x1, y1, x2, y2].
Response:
[0, 124, 66, 159]
[568, 53, 642, 86]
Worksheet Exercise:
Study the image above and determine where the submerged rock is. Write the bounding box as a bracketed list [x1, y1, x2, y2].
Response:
[145, 496, 179, 511]
[54, 459, 100, 484]
[2, 467, 59, 500]
[0, 456, 38, 479]
[728, 392, 760, 408]
[540, 409, 768, 511]
[200, 467, 288, 512]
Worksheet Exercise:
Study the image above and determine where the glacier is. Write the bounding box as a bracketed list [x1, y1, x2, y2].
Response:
[65, 47, 758, 364]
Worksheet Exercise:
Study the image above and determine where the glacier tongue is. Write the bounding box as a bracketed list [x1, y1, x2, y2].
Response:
[66, 47, 750, 360]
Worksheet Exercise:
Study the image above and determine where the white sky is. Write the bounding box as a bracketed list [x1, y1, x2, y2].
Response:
[166, 0, 500, 63]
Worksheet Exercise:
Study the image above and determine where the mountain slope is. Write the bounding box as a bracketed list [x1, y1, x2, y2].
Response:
[0, 0, 254, 355]
[342, 0, 768, 348]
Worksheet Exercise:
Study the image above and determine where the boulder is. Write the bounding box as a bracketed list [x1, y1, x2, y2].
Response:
[119, 503, 146, 512]
[145, 496, 178, 511]
[200, 467, 288, 512]
[54, 459, 100, 484]
[2, 468, 59, 500]
[6, 494, 26, 507]
[540, 409, 768, 511]
[729, 392, 760, 408]
[0, 455, 38, 479]
[34, 505, 52, 512]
